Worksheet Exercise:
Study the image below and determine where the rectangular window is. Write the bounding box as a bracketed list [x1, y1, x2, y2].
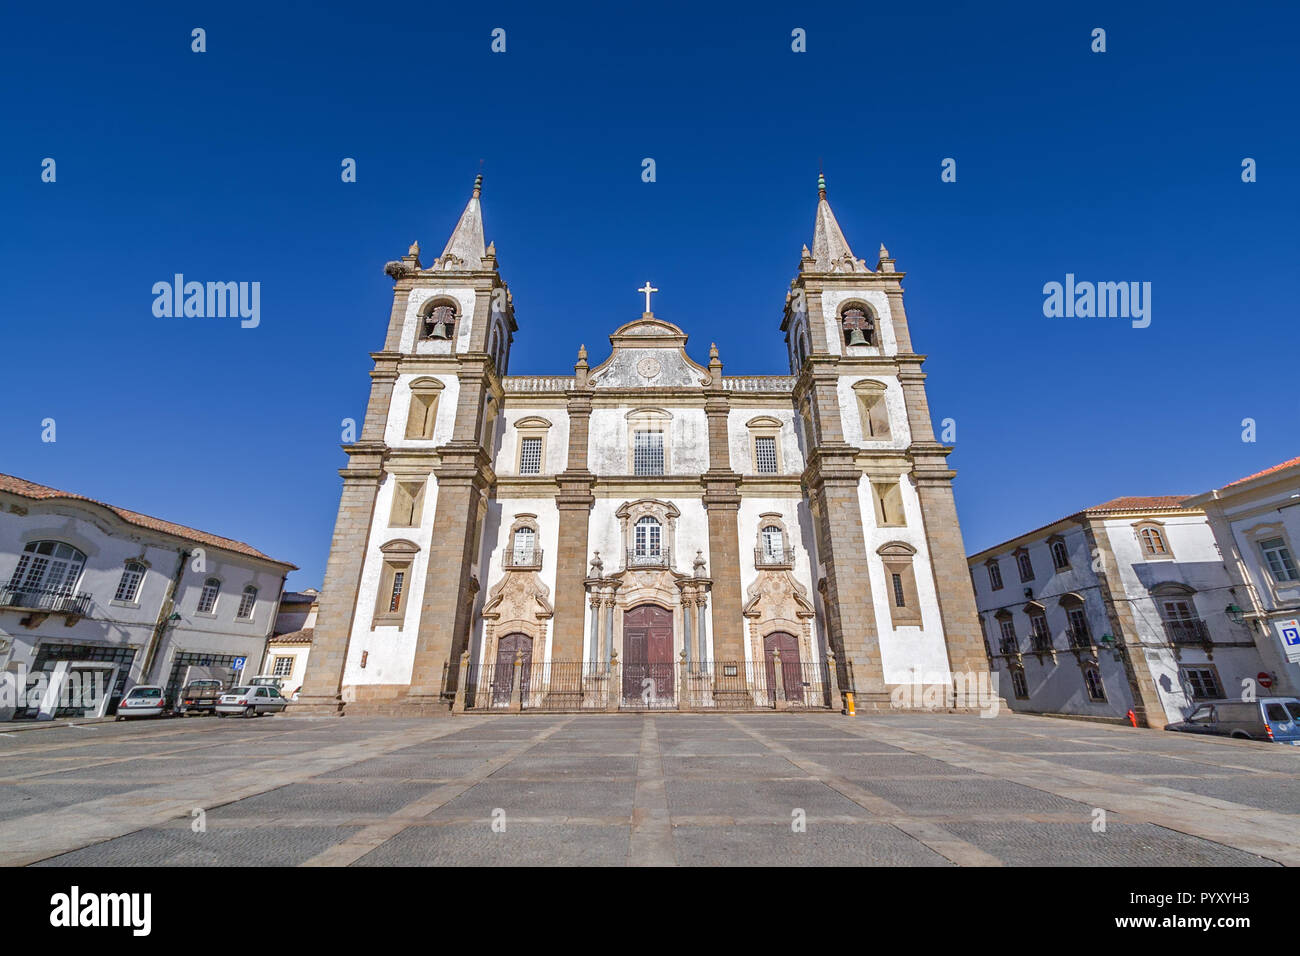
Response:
[519, 437, 543, 475]
[1260, 537, 1299, 582]
[389, 571, 405, 612]
[1182, 666, 1224, 700]
[998, 619, 1017, 648]
[754, 436, 778, 474]
[873, 482, 904, 527]
[271, 656, 294, 677]
[988, 561, 1004, 591]
[1016, 551, 1034, 582]
[891, 573, 905, 607]
[404, 391, 438, 440]
[114, 564, 145, 603]
[633, 431, 665, 476]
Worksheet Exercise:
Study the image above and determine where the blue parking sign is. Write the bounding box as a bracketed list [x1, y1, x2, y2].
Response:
[233, 657, 247, 670]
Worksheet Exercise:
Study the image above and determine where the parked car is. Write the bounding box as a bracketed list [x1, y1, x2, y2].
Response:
[115, 685, 170, 720]
[215, 685, 288, 718]
[176, 679, 224, 715]
[1166, 697, 1300, 745]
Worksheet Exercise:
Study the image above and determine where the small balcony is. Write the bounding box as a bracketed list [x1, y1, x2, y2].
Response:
[1030, 632, 1055, 654]
[754, 547, 795, 569]
[1066, 628, 1094, 650]
[626, 548, 671, 569]
[998, 638, 1020, 655]
[1164, 618, 1211, 645]
[503, 548, 543, 570]
[0, 585, 91, 618]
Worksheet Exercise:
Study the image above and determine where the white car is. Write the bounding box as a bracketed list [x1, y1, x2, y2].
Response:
[115, 685, 170, 719]
[215, 685, 288, 718]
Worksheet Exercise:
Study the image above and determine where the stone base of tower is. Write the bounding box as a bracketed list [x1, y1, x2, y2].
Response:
[289, 695, 347, 716]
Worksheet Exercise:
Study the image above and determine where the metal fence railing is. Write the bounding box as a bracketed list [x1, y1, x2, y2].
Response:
[463, 659, 836, 712]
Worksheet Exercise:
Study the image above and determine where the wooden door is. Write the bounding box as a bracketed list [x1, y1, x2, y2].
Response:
[492, 633, 532, 705]
[623, 605, 674, 703]
[763, 632, 803, 703]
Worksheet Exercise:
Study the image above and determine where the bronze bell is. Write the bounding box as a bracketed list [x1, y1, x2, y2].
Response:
[846, 328, 868, 346]
[430, 319, 449, 339]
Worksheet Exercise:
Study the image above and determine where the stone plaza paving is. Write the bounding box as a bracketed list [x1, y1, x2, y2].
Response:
[0, 711, 1297, 866]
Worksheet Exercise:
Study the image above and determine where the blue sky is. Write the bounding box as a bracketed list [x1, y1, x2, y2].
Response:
[2, 1, 1296, 589]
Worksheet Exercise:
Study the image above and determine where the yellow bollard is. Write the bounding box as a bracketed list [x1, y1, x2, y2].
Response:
[844, 692, 856, 716]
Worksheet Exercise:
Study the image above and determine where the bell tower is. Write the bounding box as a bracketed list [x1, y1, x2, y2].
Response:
[781, 174, 990, 710]
[296, 175, 516, 713]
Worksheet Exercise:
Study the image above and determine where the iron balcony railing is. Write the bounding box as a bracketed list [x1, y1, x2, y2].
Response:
[503, 548, 543, 570]
[626, 548, 671, 569]
[998, 638, 1020, 655]
[1066, 628, 1094, 650]
[1030, 632, 1054, 653]
[1164, 618, 1212, 644]
[754, 547, 796, 568]
[0, 585, 91, 617]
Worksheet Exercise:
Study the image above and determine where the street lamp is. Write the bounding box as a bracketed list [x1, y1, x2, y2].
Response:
[1225, 604, 1245, 625]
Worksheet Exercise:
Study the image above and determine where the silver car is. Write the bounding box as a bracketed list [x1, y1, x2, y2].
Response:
[215, 684, 288, 718]
[115, 685, 170, 720]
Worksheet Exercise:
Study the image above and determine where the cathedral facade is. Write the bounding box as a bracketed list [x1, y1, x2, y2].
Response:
[296, 176, 990, 714]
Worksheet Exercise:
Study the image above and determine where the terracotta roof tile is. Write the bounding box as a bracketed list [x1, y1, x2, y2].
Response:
[1081, 495, 1196, 514]
[1222, 456, 1300, 489]
[269, 627, 314, 645]
[0, 472, 295, 568]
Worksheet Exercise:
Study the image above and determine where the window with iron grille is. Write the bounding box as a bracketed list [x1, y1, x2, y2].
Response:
[388, 571, 405, 612]
[1182, 666, 1223, 700]
[197, 578, 220, 614]
[237, 585, 258, 620]
[891, 573, 906, 607]
[272, 656, 294, 677]
[754, 436, 778, 474]
[1260, 537, 1299, 582]
[519, 437, 543, 475]
[633, 431, 665, 476]
[114, 561, 146, 603]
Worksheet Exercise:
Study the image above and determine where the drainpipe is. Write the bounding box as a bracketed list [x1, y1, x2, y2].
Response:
[140, 548, 190, 683]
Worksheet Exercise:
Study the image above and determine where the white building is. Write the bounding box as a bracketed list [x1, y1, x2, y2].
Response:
[296, 174, 991, 714]
[1187, 456, 1300, 695]
[0, 473, 295, 719]
[260, 589, 318, 698]
[968, 496, 1268, 727]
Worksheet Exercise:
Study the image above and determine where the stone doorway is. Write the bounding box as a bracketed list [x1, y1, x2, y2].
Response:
[492, 632, 532, 706]
[763, 631, 804, 703]
[623, 604, 674, 704]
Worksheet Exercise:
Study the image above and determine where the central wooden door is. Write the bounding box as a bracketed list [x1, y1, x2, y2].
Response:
[623, 605, 674, 703]
[763, 632, 803, 703]
[492, 633, 532, 705]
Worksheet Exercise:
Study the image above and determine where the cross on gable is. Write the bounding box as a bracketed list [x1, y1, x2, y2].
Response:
[638, 282, 658, 313]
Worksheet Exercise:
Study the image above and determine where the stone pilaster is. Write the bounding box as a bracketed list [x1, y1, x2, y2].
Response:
[702, 345, 745, 663]
[406, 356, 496, 703]
[294, 355, 400, 714]
[1084, 519, 1166, 727]
[552, 360, 595, 662]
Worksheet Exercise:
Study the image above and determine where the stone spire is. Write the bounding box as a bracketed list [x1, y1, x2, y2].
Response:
[809, 173, 862, 272]
[438, 173, 486, 268]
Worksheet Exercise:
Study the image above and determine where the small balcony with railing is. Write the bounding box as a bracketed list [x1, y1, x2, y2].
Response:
[998, 637, 1020, 656]
[1163, 618, 1211, 645]
[0, 584, 92, 619]
[1066, 628, 1094, 650]
[1029, 632, 1055, 654]
[754, 547, 795, 569]
[503, 547, 544, 570]
[626, 548, 671, 569]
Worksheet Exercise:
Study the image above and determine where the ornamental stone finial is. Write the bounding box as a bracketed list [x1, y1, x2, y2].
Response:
[589, 551, 603, 576]
[408, 240, 420, 256]
[694, 550, 707, 577]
